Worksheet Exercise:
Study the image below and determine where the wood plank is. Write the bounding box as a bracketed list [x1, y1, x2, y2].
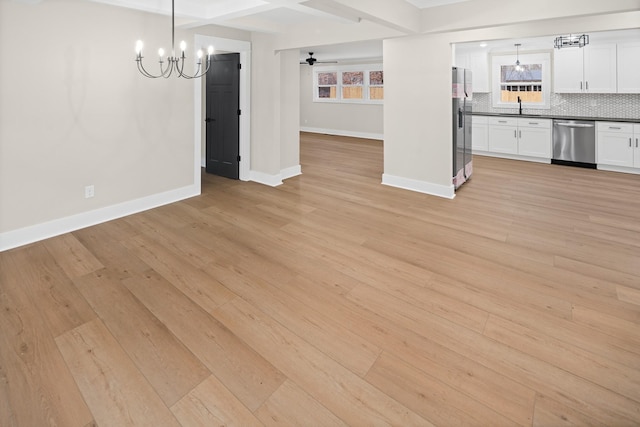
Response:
[483, 314, 640, 401]
[121, 234, 237, 314]
[42, 233, 104, 279]
[171, 375, 262, 426]
[255, 380, 347, 427]
[73, 221, 150, 280]
[74, 269, 211, 407]
[366, 351, 518, 426]
[121, 269, 286, 411]
[617, 285, 640, 306]
[0, 298, 93, 427]
[204, 262, 382, 377]
[55, 318, 181, 427]
[213, 297, 429, 426]
[533, 394, 606, 427]
[0, 244, 97, 337]
[571, 305, 640, 354]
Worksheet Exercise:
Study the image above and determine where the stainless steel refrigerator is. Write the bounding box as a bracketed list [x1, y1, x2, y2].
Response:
[452, 67, 473, 190]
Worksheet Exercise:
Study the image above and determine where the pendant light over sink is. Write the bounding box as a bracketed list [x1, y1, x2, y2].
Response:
[514, 43, 522, 71]
[135, 0, 214, 79]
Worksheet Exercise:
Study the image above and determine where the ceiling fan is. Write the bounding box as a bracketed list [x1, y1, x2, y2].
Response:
[300, 52, 337, 66]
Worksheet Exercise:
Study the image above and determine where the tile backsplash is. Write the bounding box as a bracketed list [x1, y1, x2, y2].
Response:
[473, 93, 640, 120]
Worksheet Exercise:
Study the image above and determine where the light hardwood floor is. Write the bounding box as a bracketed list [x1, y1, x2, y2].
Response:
[1, 132, 640, 426]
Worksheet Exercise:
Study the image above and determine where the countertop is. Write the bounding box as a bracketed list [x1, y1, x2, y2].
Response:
[473, 112, 639, 124]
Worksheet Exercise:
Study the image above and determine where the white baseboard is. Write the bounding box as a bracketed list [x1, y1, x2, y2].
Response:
[473, 150, 551, 164]
[249, 165, 302, 187]
[281, 165, 302, 180]
[301, 127, 383, 141]
[382, 173, 455, 199]
[597, 164, 640, 175]
[0, 184, 200, 252]
[249, 170, 283, 187]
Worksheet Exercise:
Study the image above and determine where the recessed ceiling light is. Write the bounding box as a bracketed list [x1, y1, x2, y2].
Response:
[479, 42, 488, 48]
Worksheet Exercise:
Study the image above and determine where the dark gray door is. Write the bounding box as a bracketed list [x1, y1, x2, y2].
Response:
[206, 53, 240, 179]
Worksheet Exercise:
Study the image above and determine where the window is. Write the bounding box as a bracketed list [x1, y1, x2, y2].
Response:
[491, 53, 550, 110]
[313, 64, 383, 104]
[369, 71, 384, 100]
[342, 71, 364, 100]
[317, 71, 337, 99]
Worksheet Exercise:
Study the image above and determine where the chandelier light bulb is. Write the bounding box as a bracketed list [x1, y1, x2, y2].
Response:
[158, 48, 165, 58]
[180, 41, 186, 52]
[135, 40, 144, 54]
[197, 49, 203, 59]
[208, 45, 215, 55]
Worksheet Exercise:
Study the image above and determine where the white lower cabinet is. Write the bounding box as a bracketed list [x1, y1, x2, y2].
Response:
[487, 117, 551, 160]
[471, 116, 489, 151]
[597, 122, 640, 170]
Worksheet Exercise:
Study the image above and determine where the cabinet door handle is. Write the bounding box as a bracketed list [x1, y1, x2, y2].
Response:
[630, 138, 633, 148]
[580, 81, 582, 90]
[498, 120, 507, 123]
[636, 138, 638, 148]
[586, 81, 589, 91]
[519, 130, 522, 138]
[514, 130, 517, 138]
[528, 122, 539, 125]
[609, 127, 622, 130]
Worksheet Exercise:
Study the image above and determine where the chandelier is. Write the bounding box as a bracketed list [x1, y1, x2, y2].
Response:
[554, 34, 589, 49]
[135, 0, 214, 79]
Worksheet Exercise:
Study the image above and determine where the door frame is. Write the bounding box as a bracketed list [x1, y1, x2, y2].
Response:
[193, 35, 251, 186]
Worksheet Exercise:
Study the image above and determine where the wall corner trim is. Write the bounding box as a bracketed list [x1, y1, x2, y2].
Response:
[0, 184, 200, 252]
[381, 173, 455, 199]
[281, 165, 302, 180]
[249, 170, 283, 187]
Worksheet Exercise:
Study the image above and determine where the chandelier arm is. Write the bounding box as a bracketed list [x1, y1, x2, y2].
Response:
[176, 55, 202, 79]
[185, 56, 211, 79]
[137, 56, 163, 78]
[163, 59, 175, 78]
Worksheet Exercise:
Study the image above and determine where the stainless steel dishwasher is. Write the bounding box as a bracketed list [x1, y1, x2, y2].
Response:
[552, 119, 596, 168]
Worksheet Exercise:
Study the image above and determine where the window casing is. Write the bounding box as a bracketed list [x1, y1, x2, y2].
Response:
[313, 64, 383, 104]
[491, 52, 550, 110]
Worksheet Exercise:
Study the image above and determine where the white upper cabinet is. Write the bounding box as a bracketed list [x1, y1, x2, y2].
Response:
[553, 48, 583, 93]
[455, 51, 489, 93]
[554, 43, 617, 93]
[617, 42, 640, 93]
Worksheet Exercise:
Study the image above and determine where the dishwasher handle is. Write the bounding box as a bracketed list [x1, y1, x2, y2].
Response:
[555, 122, 595, 128]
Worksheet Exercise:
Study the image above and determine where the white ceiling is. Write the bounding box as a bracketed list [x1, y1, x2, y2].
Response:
[85, 0, 638, 64]
[87, 0, 475, 62]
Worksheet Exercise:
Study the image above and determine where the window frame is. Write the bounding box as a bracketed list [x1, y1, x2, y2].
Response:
[312, 63, 383, 104]
[491, 52, 551, 110]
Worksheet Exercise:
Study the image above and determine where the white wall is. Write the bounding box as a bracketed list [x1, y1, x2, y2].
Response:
[280, 50, 302, 178]
[249, 34, 301, 185]
[299, 64, 384, 140]
[0, 0, 250, 250]
[383, 34, 455, 198]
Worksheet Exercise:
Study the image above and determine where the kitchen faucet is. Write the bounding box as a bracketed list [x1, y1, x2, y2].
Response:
[517, 96, 522, 115]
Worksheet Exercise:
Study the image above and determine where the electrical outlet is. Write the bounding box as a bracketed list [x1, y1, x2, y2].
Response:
[85, 185, 95, 199]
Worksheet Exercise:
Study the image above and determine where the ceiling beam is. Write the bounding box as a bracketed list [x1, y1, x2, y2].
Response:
[301, 0, 422, 34]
